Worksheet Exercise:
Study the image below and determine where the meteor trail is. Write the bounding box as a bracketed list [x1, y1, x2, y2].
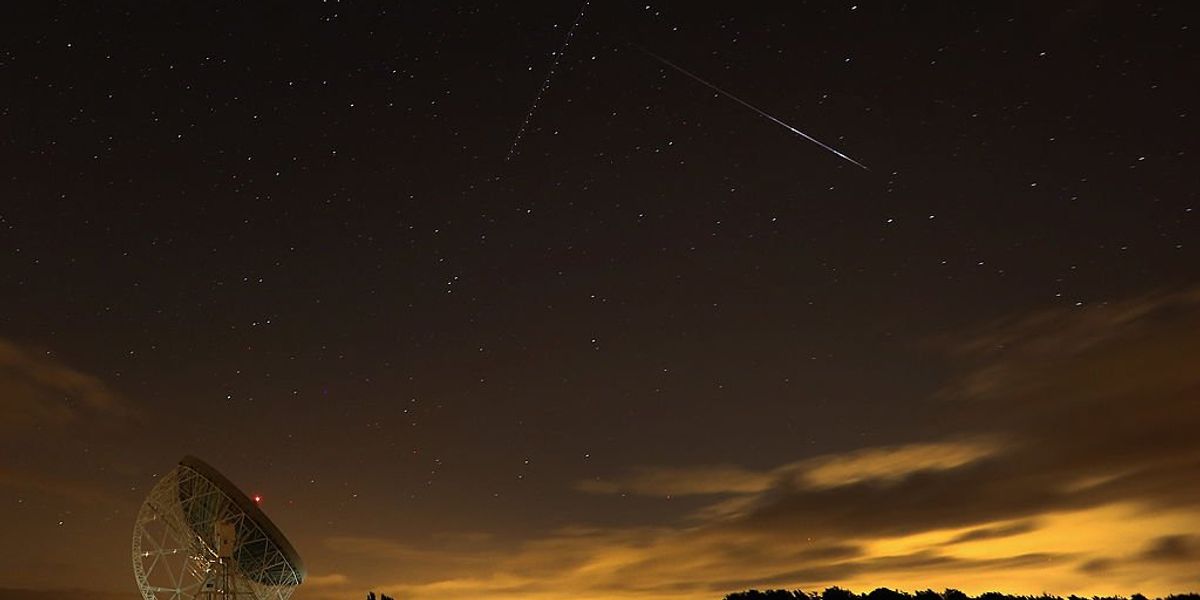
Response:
[504, 0, 590, 162]
[634, 45, 869, 170]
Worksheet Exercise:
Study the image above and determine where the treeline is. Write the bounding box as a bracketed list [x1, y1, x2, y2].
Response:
[725, 588, 1200, 600]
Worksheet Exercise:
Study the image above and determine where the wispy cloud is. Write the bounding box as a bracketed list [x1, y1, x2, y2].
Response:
[794, 440, 999, 490]
[0, 589, 132, 600]
[576, 464, 773, 496]
[941, 520, 1039, 545]
[303, 573, 351, 588]
[323, 288, 1200, 599]
[0, 337, 133, 433]
[578, 439, 999, 500]
[0, 467, 123, 507]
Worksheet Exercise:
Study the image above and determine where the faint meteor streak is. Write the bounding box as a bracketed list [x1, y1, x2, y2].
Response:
[504, 0, 590, 162]
[634, 45, 869, 170]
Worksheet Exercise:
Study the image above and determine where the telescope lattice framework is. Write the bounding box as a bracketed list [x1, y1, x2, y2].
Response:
[132, 456, 305, 600]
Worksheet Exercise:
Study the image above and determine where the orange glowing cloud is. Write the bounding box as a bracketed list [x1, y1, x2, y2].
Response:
[299, 288, 1200, 600]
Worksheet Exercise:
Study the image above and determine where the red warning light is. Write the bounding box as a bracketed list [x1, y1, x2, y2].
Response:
[253, 495, 263, 504]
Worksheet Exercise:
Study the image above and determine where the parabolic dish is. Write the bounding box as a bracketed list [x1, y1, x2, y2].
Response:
[132, 456, 305, 600]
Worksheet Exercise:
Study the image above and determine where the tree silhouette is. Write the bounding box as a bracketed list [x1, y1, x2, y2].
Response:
[824, 587, 859, 600]
[867, 587, 910, 600]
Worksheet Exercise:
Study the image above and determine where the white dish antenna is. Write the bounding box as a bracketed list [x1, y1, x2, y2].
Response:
[132, 456, 305, 600]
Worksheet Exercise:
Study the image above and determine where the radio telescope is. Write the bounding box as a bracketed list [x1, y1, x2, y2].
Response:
[132, 456, 305, 600]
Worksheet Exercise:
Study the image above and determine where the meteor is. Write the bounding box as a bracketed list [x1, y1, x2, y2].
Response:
[504, 0, 591, 162]
[634, 44, 869, 170]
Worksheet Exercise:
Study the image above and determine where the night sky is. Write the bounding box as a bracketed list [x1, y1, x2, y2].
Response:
[2, 2, 1199, 600]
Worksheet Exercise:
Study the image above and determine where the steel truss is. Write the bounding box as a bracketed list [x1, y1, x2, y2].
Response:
[132, 464, 303, 600]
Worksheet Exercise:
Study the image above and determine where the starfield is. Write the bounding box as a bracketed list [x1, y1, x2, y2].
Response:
[1, 2, 1197, 600]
